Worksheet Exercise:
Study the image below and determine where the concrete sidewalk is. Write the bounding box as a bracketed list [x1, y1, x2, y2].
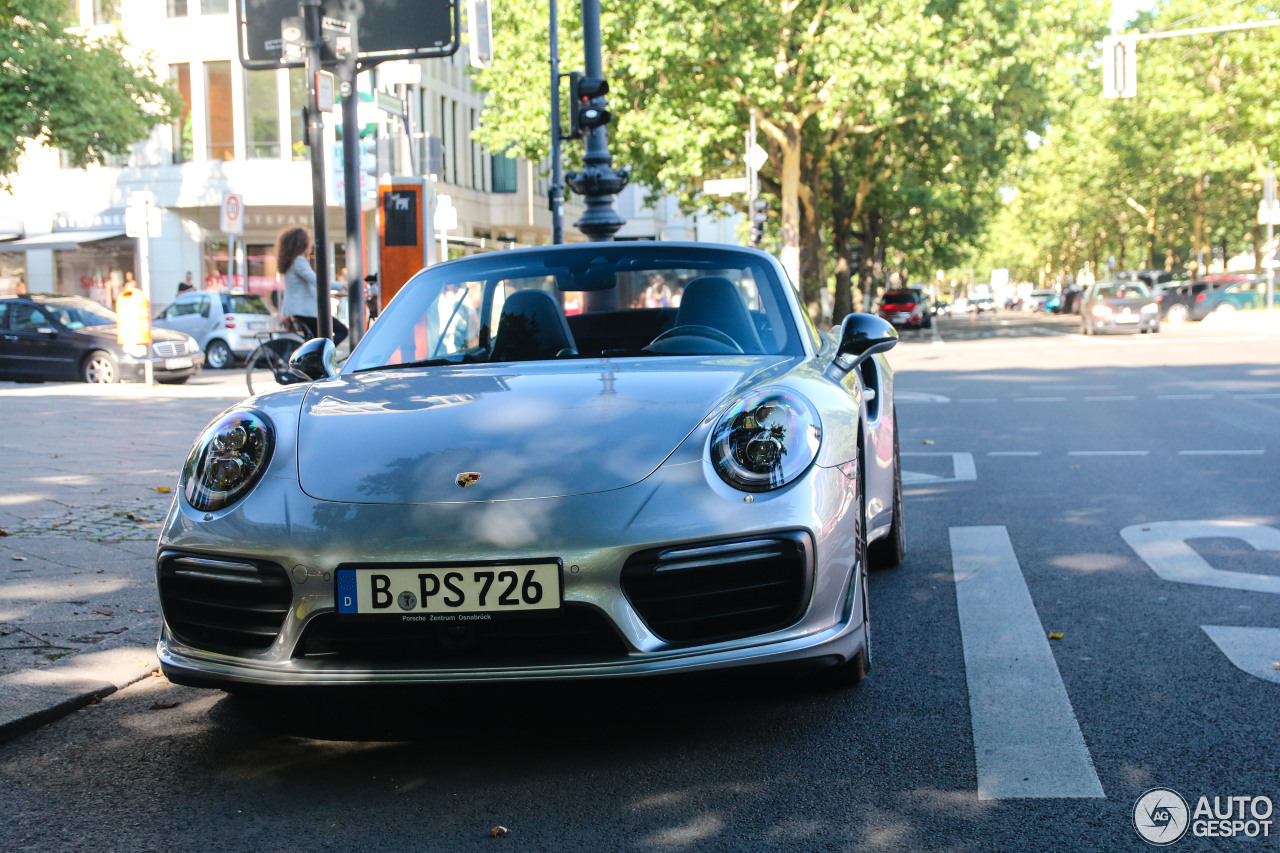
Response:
[1199, 307, 1280, 335]
[0, 372, 247, 741]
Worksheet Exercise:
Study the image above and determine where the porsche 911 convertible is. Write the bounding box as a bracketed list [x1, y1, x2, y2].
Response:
[156, 243, 904, 689]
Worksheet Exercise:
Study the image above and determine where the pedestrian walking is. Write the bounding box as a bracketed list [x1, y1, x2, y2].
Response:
[276, 225, 347, 346]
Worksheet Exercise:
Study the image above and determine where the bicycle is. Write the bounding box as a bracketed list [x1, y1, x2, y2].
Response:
[244, 327, 307, 396]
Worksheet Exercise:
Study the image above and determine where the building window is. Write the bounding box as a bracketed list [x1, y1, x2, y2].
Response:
[93, 0, 120, 24]
[491, 152, 517, 193]
[245, 69, 280, 159]
[289, 67, 308, 160]
[201, 0, 228, 12]
[167, 0, 187, 15]
[470, 109, 478, 190]
[170, 63, 193, 164]
[438, 96, 448, 184]
[451, 100, 459, 185]
[204, 61, 235, 161]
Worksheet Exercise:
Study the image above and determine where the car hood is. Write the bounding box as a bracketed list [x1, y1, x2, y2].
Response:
[295, 358, 788, 504]
[76, 325, 190, 345]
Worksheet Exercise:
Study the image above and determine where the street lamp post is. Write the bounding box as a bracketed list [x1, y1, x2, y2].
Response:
[548, 0, 565, 244]
[566, 0, 628, 241]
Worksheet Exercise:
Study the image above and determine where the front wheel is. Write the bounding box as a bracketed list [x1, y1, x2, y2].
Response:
[82, 350, 119, 384]
[245, 337, 303, 396]
[1166, 303, 1189, 324]
[1214, 302, 1237, 316]
[205, 338, 234, 370]
[815, 456, 871, 688]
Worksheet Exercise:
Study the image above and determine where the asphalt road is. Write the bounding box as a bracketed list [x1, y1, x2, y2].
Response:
[2, 313, 1278, 852]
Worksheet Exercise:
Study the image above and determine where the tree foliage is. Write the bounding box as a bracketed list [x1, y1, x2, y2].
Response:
[0, 0, 178, 185]
[475, 0, 1106, 319]
[981, 0, 1280, 283]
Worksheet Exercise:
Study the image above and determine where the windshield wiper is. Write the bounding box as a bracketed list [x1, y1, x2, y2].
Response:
[352, 355, 480, 373]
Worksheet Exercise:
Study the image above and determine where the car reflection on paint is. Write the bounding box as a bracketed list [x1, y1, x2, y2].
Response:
[156, 243, 904, 692]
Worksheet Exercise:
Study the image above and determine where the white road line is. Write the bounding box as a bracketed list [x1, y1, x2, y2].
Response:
[1014, 397, 1067, 403]
[958, 398, 998, 403]
[1158, 394, 1213, 400]
[1032, 385, 1115, 391]
[1067, 450, 1150, 456]
[1120, 521, 1280, 594]
[987, 451, 1042, 456]
[1201, 626, 1280, 685]
[1234, 393, 1280, 400]
[950, 527, 1105, 800]
[1177, 449, 1265, 456]
[900, 452, 977, 483]
[1084, 395, 1138, 401]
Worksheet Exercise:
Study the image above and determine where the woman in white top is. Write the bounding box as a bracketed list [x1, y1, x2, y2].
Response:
[275, 226, 348, 346]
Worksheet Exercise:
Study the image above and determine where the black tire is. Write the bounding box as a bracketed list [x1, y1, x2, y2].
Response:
[205, 338, 234, 370]
[869, 413, 905, 570]
[1166, 303, 1189, 324]
[815, 451, 871, 688]
[245, 337, 302, 396]
[157, 377, 190, 385]
[81, 350, 119, 384]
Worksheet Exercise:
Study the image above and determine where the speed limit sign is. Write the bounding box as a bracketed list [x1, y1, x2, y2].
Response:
[220, 193, 244, 236]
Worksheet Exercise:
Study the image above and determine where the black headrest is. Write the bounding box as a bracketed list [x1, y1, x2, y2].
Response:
[490, 289, 577, 362]
[676, 276, 764, 354]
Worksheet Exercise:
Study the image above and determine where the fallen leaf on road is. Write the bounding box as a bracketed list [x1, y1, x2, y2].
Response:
[490, 827, 509, 838]
[149, 701, 180, 710]
[1273, 662, 1280, 671]
[922, 439, 935, 445]
[1070, 465, 1081, 469]
[1049, 632, 1064, 640]
[92, 608, 113, 617]
[0, 529, 8, 537]
[125, 512, 146, 522]
[130, 608, 148, 613]
[11, 556, 26, 561]
[155, 486, 172, 493]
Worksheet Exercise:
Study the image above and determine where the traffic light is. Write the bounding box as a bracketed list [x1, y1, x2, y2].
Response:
[750, 198, 768, 247]
[569, 73, 611, 139]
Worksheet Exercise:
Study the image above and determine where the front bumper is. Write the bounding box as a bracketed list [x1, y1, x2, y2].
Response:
[121, 350, 205, 382]
[156, 459, 866, 687]
[1089, 313, 1159, 332]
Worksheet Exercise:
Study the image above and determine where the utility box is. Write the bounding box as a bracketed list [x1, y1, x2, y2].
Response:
[377, 176, 437, 310]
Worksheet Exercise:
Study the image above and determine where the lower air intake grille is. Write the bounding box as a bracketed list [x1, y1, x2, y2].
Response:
[293, 604, 627, 665]
[621, 532, 812, 645]
[158, 552, 291, 652]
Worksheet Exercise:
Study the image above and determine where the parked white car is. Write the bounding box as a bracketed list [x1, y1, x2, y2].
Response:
[153, 291, 280, 369]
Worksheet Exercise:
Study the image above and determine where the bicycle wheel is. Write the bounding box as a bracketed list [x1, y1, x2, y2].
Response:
[245, 337, 302, 396]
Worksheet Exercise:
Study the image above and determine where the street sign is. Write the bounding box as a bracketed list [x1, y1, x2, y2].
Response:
[746, 143, 769, 172]
[375, 89, 404, 116]
[316, 71, 335, 112]
[238, 0, 460, 70]
[704, 178, 748, 196]
[1102, 35, 1137, 99]
[221, 193, 245, 236]
[467, 0, 492, 69]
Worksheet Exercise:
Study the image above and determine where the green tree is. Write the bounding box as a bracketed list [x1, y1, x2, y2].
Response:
[0, 0, 178, 185]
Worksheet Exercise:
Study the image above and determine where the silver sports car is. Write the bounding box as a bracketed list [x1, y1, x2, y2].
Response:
[156, 243, 904, 689]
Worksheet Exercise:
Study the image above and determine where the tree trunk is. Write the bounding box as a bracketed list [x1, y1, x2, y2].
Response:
[779, 125, 803, 286]
[1253, 223, 1263, 274]
[1192, 175, 1207, 276]
[831, 168, 854, 322]
[858, 211, 880, 312]
[798, 149, 826, 323]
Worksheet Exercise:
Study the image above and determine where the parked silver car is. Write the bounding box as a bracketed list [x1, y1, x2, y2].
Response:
[153, 291, 279, 369]
[155, 243, 905, 691]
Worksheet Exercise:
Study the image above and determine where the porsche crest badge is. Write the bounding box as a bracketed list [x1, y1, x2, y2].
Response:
[456, 472, 481, 488]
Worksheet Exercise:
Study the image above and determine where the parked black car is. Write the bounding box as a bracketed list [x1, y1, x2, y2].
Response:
[0, 294, 204, 384]
[1156, 281, 1221, 323]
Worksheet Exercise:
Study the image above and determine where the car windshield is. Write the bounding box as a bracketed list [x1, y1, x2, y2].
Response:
[345, 246, 803, 373]
[1094, 283, 1150, 299]
[881, 291, 916, 306]
[221, 294, 270, 314]
[40, 298, 117, 329]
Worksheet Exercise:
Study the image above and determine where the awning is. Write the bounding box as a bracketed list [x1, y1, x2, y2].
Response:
[1, 229, 128, 251]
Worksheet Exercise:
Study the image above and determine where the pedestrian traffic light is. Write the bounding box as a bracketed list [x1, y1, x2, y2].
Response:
[569, 73, 611, 139]
[750, 198, 768, 246]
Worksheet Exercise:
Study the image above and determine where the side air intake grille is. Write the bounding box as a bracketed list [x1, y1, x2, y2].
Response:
[620, 532, 812, 645]
[158, 551, 291, 652]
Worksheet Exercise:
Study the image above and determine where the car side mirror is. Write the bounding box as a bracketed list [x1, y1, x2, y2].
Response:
[288, 337, 337, 382]
[831, 312, 897, 373]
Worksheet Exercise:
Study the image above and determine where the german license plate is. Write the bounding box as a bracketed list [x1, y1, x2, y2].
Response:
[248, 321, 267, 330]
[165, 356, 194, 369]
[1115, 313, 1139, 324]
[336, 563, 561, 621]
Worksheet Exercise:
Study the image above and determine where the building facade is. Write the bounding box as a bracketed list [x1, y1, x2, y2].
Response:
[0, 0, 743, 312]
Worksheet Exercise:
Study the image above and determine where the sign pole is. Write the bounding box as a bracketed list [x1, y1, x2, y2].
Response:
[339, 52, 366, 346]
[548, 0, 564, 244]
[139, 196, 153, 386]
[303, 0, 333, 340]
[1269, 163, 1276, 313]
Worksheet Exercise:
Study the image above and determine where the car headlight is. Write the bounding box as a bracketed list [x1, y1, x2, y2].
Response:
[1091, 304, 1113, 316]
[182, 411, 275, 511]
[1141, 303, 1158, 313]
[710, 390, 821, 492]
